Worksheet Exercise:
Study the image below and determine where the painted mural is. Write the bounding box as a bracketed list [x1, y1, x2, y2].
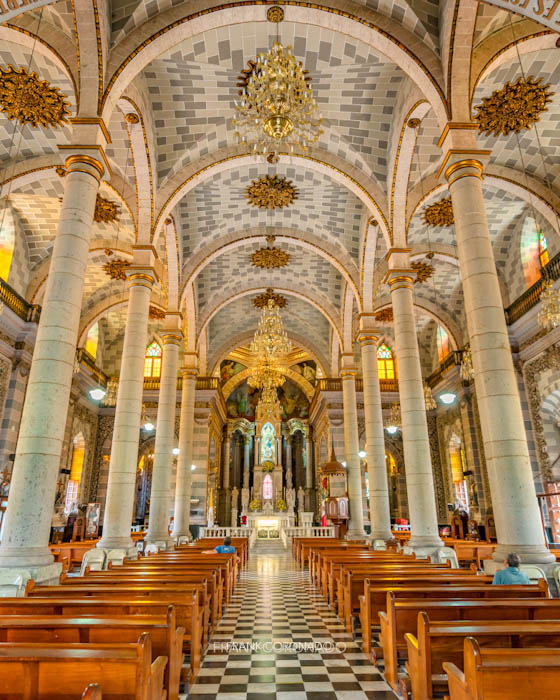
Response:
[290, 360, 317, 386]
[220, 359, 247, 383]
[226, 379, 310, 420]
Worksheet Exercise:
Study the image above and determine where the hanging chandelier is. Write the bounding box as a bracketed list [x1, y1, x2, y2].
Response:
[538, 278, 560, 330]
[459, 347, 475, 382]
[103, 377, 119, 407]
[247, 359, 285, 390]
[233, 41, 323, 160]
[257, 386, 283, 420]
[250, 299, 291, 360]
[423, 381, 437, 411]
[386, 402, 402, 429]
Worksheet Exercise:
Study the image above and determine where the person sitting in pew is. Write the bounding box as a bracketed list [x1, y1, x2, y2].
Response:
[202, 537, 240, 564]
[492, 552, 530, 585]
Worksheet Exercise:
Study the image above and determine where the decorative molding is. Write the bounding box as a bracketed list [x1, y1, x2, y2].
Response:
[374, 307, 393, 323]
[253, 288, 287, 308]
[103, 258, 130, 280]
[251, 243, 290, 269]
[267, 5, 284, 21]
[422, 197, 454, 227]
[94, 195, 120, 224]
[245, 175, 298, 209]
[0, 65, 70, 128]
[411, 260, 434, 284]
[149, 305, 166, 320]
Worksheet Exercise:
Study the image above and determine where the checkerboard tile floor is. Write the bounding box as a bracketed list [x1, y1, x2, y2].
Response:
[181, 541, 397, 699]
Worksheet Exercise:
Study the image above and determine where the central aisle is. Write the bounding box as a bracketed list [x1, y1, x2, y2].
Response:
[186, 540, 397, 699]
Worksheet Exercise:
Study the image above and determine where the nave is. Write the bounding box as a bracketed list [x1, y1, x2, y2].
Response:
[188, 541, 396, 700]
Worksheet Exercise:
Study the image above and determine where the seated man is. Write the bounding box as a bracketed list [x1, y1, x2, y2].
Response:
[492, 552, 530, 585]
[202, 536, 236, 555]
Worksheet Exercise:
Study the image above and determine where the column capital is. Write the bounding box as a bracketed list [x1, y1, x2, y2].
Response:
[161, 312, 183, 346]
[58, 149, 109, 183]
[383, 270, 415, 290]
[126, 267, 157, 289]
[358, 331, 381, 347]
[437, 149, 491, 184]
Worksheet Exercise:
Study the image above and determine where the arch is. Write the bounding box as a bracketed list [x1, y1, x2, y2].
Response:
[222, 367, 315, 403]
[180, 226, 361, 310]
[197, 286, 344, 349]
[341, 284, 355, 353]
[377, 343, 397, 380]
[144, 341, 162, 378]
[101, 2, 447, 127]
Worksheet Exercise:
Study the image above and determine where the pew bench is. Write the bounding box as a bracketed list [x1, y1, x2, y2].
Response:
[0, 632, 166, 700]
[444, 637, 560, 700]
[405, 613, 560, 700]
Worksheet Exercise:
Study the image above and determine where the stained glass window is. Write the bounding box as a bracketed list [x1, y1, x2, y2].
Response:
[144, 342, 162, 378]
[377, 344, 396, 379]
[263, 473, 273, 500]
[437, 325, 449, 362]
[539, 230, 549, 267]
[85, 323, 99, 360]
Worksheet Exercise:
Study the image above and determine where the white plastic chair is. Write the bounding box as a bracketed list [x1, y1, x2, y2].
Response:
[144, 543, 159, 556]
[0, 570, 31, 597]
[520, 564, 547, 583]
[105, 548, 127, 568]
[373, 539, 387, 551]
[437, 546, 459, 569]
[154, 540, 167, 551]
[80, 548, 106, 576]
[551, 564, 560, 596]
[176, 535, 191, 546]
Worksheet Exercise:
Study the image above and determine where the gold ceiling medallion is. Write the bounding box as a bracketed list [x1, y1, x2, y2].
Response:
[251, 239, 290, 269]
[422, 197, 454, 227]
[149, 305, 165, 320]
[94, 195, 120, 224]
[474, 76, 553, 137]
[411, 260, 434, 284]
[253, 288, 287, 308]
[125, 113, 139, 124]
[267, 6, 285, 22]
[407, 118, 421, 129]
[246, 174, 298, 209]
[55, 166, 66, 177]
[103, 258, 130, 280]
[374, 307, 393, 323]
[0, 65, 71, 128]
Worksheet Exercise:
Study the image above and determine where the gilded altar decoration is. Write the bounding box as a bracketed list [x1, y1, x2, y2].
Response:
[103, 258, 130, 280]
[0, 65, 71, 128]
[460, 347, 475, 382]
[233, 41, 323, 159]
[474, 76, 553, 137]
[262, 461, 275, 473]
[253, 288, 287, 309]
[251, 245, 290, 269]
[246, 175, 298, 209]
[423, 381, 437, 411]
[538, 278, 560, 330]
[374, 307, 393, 323]
[274, 498, 287, 511]
[411, 260, 434, 284]
[249, 499, 262, 511]
[94, 195, 120, 224]
[103, 377, 118, 407]
[422, 197, 454, 227]
[149, 305, 165, 320]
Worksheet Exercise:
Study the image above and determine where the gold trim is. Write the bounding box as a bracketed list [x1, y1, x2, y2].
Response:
[69, 117, 111, 145]
[437, 122, 478, 149]
[340, 369, 358, 378]
[59, 145, 112, 179]
[437, 150, 491, 180]
[388, 275, 414, 286]
[162, 333, 183, 345]
[64, 166, 101, 183]
[128, 272, 155, 283]
[444, 159, 484, 180]
[447, 170, 483, 185]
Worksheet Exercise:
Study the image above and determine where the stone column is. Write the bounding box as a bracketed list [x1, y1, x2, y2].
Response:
[254, 438, 260, 467]
[386, 253, 443, 551]
[285, 435, 293, 487]
[223, 429, 231, 489]
[440, 136, 553, 564]
[0, 151, 105, 571]
[171, 356, 198, 539]
[145, 316, 182, 544]
[305, 433, 313, 490]
[340, 356, 366, 539]
[97, 255, 157, 552]
[358, 318, 393, 541]
[243, 435, 251, 489]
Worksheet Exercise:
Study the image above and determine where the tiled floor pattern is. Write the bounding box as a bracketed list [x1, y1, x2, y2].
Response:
[182, 540, 397, 699]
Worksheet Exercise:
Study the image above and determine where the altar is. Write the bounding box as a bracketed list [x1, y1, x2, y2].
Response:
[246, 514, 290, 538]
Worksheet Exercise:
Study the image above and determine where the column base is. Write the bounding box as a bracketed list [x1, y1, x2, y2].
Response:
[346, 528, 368, 541]
[0, 546, 55, 569]
[407, 534, 444, 558]
[171, 530, 192, 542]
[369, 530, 393, 543]
[0, 561, 62, 585]
[144, 534, 174, 548]
[492, 543, 556, 565]
[97, 536, 134, 551]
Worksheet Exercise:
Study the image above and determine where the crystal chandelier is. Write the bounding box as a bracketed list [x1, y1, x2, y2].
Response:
[233, 41, 323, 160]
[459, 347, 475, 382]
[103, 377, 118, 407]
[250, 299, 291, 361]
[247, 359, 285, 390]
[257, 386, 282, 420]
[423, 381, 437, 411]
[387, 402, 402, 429]
[538, 278, 560, 330]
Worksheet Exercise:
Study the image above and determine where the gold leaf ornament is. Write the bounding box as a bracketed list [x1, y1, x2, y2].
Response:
[245, 175, 298, 209]
[253, 288, 287, 308]
[103, 258, 130, 280]
[422, 197, 454, 227]
[411, 260, 434, 284]
[251, 246, 290, 269]
[0, 65, 71, 128]
[94, 195, 120, 224]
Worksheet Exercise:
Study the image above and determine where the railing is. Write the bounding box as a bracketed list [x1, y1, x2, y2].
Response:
[427, 350, 463, 387]
[0, 278, 40, 322]
[143, 375, 221, 391]
[198, 527, 250, 539]
[76, 348, 108, 386]
[505, 251, 560, 324]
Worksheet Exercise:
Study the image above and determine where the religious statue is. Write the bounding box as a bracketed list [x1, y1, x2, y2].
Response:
[231, 486, 239, 510]
[297, 486, 305, 512]
[286, 487, 296, 512]
[241, 486, 250, 513]
[221, 360, 235, 383]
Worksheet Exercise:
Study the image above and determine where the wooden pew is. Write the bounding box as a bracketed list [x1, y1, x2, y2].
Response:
[444, 637, 560, 700]
[0, 597, 202, 681]
[452, 541, 496, 568]
[359, 579, 549, 656]
[187, 538, 249, 567]
[378, 589, 555, 690]
[406, 613, 560, 699]
[0, 632, 166, 700]
[0, 611, 183, 700]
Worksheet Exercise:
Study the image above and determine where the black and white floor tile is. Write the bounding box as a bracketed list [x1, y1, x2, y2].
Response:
[181, 541, 397, 699]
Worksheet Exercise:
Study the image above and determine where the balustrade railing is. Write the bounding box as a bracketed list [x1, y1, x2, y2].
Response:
[0, 278, 40, 322]
[199, 527, 250, 539]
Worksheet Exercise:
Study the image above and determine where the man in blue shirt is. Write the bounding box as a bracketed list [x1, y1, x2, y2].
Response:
[492, 552, 531, 585]
[215, 536, 236, 554]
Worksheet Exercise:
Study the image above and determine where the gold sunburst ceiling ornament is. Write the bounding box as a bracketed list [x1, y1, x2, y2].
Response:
[94, 195, 120, 224]
[246, 175, 298, 209]
[103, 258, 130, 280]
[0, 65, 71, 128]
[474, 76, 553, 137]
[149, 305, 166, 320]
[411, 260, 434, 284]
[422, 197, 454, 227]
[374, 307, 393, 323]
[253, 288, 287, 308]
[251, 238, 290, 269]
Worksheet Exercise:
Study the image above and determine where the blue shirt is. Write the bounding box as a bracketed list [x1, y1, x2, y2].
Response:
[492, 567, 531, 585]
[215, 545, 235, 554]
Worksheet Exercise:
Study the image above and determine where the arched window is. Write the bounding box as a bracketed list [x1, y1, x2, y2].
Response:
[65, 433, 85, 514]
[377, 344, 396, 379]
[436, 325, 449, 363]
[85, 323, 99, 360]
[144, 342, 162, 378]
[539, 230, 549, 267]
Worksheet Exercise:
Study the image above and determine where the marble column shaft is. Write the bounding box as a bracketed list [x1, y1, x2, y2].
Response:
[444, 154, 553, 563]
[171, 367, 198, 538]
[0, 155, 103, 568]
[341, 363, 366, 538]
[305, 435, 313, 490]
[388, 271, 442, 549]
[223, 433, 231, 489]
[243, 436, 251, 489]
[359, 330, 392, 540]
[286, 437, 293, 486]
[97, 269, 155, 551]
[146, 326, 182, 543]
